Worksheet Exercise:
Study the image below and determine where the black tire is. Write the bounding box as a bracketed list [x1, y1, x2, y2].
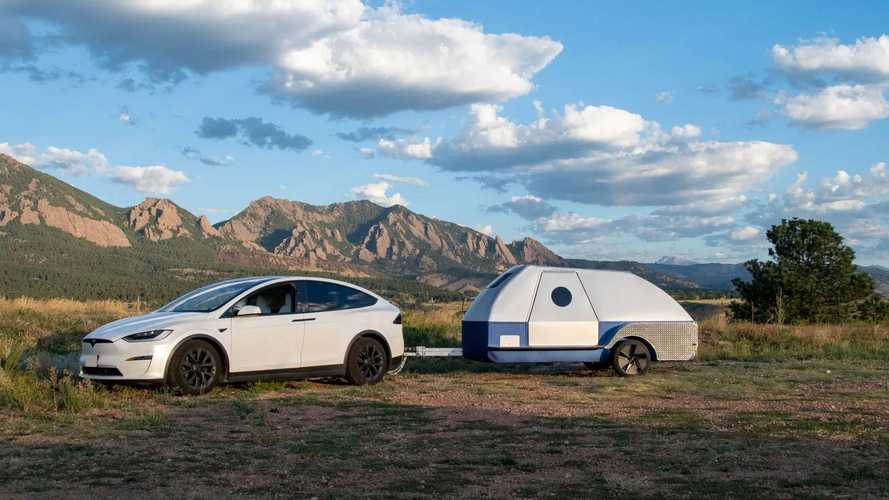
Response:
[345, 337, 388, 386]
[168, 339, 223, 395]
[611, 339, 651, 377]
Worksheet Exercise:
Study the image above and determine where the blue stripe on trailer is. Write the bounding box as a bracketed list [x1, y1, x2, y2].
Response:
[488, 348, 608, 364]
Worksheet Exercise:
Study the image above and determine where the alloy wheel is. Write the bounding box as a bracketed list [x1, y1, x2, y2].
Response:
[615, 341, 649, 375]
[357, 342, 385, 380]
[180, 347, 217, 391]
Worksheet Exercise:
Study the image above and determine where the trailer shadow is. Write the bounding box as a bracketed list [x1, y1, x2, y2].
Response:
[402, 356, 613, 377]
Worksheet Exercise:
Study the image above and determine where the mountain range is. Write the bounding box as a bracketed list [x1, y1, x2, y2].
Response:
[1, 153, 886, 301]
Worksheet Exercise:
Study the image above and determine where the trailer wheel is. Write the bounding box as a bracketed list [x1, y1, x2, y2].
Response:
[611, 339, 650, 377]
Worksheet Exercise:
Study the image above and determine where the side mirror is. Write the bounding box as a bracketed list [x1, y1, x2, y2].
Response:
[236, 305, 262, 316]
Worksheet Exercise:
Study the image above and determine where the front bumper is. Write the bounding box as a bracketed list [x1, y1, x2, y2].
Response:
[79, 339, 173, 381]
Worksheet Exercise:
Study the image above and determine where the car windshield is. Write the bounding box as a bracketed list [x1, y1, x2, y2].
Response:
[159, 278, 273, 313]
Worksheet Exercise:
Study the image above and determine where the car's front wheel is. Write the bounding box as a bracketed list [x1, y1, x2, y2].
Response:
[168, 339, 222, 395]
[346, 337, 388, 386]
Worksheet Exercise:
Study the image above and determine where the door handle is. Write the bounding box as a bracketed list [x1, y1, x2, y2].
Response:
[291, 318, 315, 322]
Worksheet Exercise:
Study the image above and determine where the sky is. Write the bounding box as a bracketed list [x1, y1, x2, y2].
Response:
[1, 1, 888, 266]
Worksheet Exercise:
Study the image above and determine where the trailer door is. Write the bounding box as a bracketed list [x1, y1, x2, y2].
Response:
[528, 271, 598, 347]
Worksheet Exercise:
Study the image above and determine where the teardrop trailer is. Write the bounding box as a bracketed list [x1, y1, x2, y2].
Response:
[402, 265, 698, 376]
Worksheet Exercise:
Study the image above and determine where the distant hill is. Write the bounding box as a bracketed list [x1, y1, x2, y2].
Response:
[656, 256, 699, 266]
[1, 153, 886, 301]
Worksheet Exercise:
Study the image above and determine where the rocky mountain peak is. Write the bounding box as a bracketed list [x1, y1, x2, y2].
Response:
[127, 198, 191, 241]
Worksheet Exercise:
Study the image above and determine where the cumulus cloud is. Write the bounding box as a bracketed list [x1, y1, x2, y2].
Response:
[109, 165, 189, 194]
[770, 35, 889, 130]
[337, 126, 414, 143]
[728, 73, 769, 100]
[38, 146, 110, 176]
[655, 91, 673, 104]
[358, 147, 375, 159]
[181, 146, 234, 166]
[773, 35, 889, 78]
[2, 142, 188, 193]
[372, 173, 428, 186]
[741, 162, 889, 259]
[118, 105, 135, 126]
[780, 84, 889, 129]
[429, 103, 653, 172]
[486, 195, 556, 220]
[730, 226, 760, 241]
[0, 142, 38, 165]
[196, 117, 312, 152]
[378, 136, 438, 160]
[266, 6, 563, 117]
[351, 181, 407, 206]
[392, 101, 796, 211]
[474, 224, 495, 237]
[3, 1, 562, 117]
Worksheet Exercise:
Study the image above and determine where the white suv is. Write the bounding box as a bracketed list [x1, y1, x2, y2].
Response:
[80, 276, 404, 394]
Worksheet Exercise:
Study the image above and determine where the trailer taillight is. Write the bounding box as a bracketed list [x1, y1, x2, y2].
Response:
[393, 313, 402, 325]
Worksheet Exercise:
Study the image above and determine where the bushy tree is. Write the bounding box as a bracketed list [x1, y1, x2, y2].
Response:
[858, 294, 889, 324]
[730, 218, 874, 324]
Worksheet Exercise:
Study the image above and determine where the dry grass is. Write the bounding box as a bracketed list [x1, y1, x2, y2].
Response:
[0, 296, 135, 317]
[0, 298, 888, 497]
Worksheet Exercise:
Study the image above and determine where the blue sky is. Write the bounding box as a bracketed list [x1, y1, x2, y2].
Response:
[2, 1, 888, 265]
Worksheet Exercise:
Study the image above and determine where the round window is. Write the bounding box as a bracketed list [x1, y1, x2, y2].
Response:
[551, 287, 572, 307]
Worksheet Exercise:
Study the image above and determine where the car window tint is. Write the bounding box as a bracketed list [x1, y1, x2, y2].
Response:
[296, 281, 377, 313]
[234, 283, 295, 316]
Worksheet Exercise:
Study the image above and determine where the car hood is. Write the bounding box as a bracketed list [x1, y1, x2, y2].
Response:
[85, 311, 209, 341]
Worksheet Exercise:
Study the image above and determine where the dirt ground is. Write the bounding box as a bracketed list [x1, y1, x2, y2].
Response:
[2, 359, 888, 499]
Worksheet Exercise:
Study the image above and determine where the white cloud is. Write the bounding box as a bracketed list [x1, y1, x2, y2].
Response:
[781, 84, 889, 129]
[4, 2, 562, 117]
[2, 142, 188, 194]
[486, 194, 556, 220]
[350, 181, 406, 206]
[378, 137, 438, 160]
[730, 226, 760, 241]
[38, 146, 110, 176]
[410, 102, 796, 209]
[311, 149, 324, 156]
[670, 124, 701, 139]
[269, 6, 563, 117]
[372, 173, 428, 186]
[358, 147, 375, 159]
[109, 165, 189, 194]
[474, 224, 495, 237]
[655, 91, 673, 104]
[773, 35, 889, 78]
[0, 142, 38, 165]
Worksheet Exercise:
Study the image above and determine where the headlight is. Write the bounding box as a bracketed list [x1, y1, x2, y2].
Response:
[122, 329, 173, 342]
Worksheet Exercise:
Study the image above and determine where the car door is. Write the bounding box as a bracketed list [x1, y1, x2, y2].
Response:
[228, 282, 305, 373]
[296, 280, 378, 368]
[527, 271, 598, 347]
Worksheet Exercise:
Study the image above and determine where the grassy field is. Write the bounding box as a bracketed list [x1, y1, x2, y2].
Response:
[1, 298, 888, 498]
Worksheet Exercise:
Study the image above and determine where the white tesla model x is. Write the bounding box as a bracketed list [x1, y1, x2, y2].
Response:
[80, 276, 404, 394]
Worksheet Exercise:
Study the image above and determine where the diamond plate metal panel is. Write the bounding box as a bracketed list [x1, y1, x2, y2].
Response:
[605, 322, 698, 361]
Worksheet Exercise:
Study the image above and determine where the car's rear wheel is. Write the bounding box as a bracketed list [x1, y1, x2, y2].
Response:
[168, 339, 222, 395]
[611, 339, 651, 377]
[346, 337, 388, 386]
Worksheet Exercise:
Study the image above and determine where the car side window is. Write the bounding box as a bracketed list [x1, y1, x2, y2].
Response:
[295, 281, 377, 313]
[233, 283, 295, 316]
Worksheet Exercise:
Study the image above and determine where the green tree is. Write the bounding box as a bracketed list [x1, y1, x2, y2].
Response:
[730, 218, 874, 323]
[858, 294, 889, 325]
